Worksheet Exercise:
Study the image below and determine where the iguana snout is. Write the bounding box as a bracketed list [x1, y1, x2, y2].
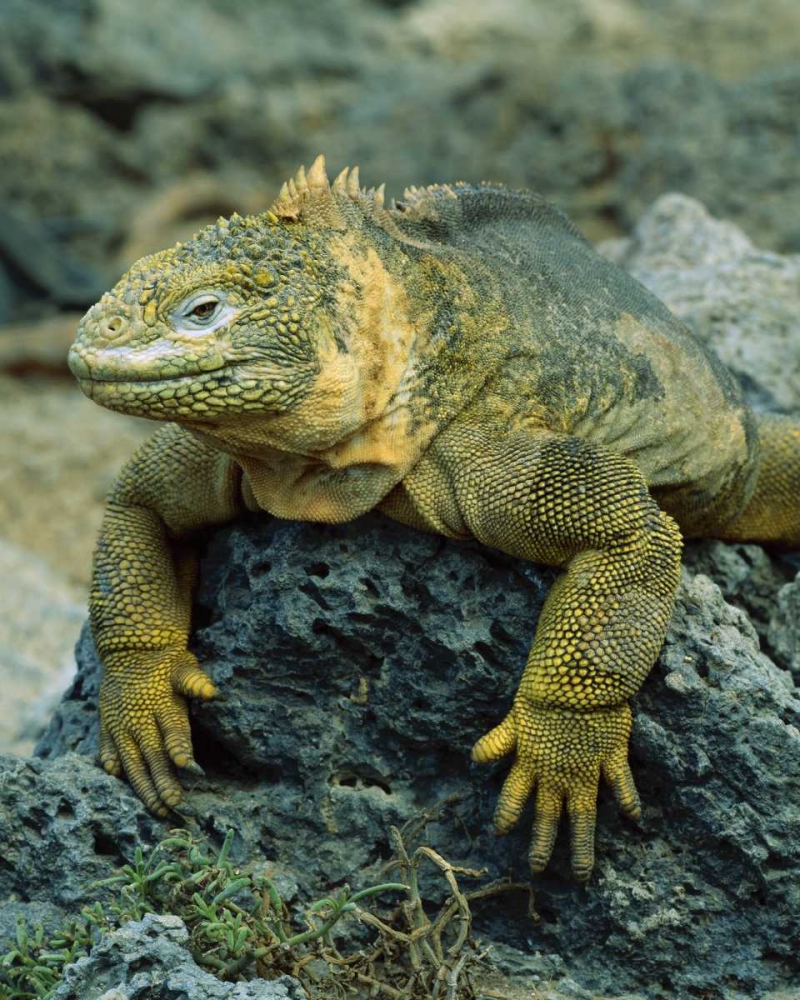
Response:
[69, 293, 228, 386]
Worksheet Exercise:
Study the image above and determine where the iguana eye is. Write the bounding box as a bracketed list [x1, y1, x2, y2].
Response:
[182, 295, 220, 324]
[172, 293, 238, 334]
[191, 299, 217, 320]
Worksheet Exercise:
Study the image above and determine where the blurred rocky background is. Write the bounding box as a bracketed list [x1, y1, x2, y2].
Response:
[1, 2, 799, 998]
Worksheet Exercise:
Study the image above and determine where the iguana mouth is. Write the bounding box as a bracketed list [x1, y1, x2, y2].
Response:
[77, 372, 209, 384]
[74, 371, 220, 398]
[74, 365, 290, 425]
[67, 342, 227, 385]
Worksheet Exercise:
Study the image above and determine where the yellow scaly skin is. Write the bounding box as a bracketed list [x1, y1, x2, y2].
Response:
[69, 156, 800, 877]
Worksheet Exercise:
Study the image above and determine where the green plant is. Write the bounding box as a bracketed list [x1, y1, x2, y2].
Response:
[0, 826, 533, 1000]
[0, 829, 408, 998]
[0, 903, 108, 1000]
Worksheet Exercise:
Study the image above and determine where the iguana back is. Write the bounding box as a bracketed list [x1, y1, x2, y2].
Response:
[379, 182, 756, 535]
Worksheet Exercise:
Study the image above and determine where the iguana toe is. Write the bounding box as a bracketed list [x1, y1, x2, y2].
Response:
[172, 661, 217, 700]
[471, 713, 517, 764]
[493, 758, 535, 834]
[528, 784, 563, 874]
[140, 729, 185, 809]
[99, 726, 122, 777]
[157, 692, 195, 769]
[566, 790, 599, 882]
[603, 757, 642, 821]
[115, 732, 170, 816]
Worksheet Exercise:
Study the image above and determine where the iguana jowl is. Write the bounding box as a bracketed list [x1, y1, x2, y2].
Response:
[68, 156, 800, 880]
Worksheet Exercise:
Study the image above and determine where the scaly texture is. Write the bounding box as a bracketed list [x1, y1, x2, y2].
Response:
[68, 155, 800, 880]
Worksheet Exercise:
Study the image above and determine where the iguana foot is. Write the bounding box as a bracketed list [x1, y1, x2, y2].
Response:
[98, 649, 217, 816]
[472, 701, 640, 880]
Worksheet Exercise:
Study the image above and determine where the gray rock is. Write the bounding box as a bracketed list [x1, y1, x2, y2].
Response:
[0, 205, 107, 310]
[599, 194, 800, 413]
[0, 540, 84, 755]
[4, 0, 800, 320]
[0, 901, 70, 958]
[36, 518, 555, 889]
[50, 914, 304, 999]
[28, 513, 800, 1000]
[682, 540, 798, 675]
[0, 260, 14, 326]
[0, 752, 163, 908]
[770, 571, 800, 679]
[539, 63, 800, 252]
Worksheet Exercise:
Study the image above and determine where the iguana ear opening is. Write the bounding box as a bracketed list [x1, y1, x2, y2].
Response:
[269, 155, 387, 229]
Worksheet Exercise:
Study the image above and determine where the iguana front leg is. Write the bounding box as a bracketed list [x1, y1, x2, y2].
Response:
[408, 427, 682, 879]
[90, 423, 245, 814]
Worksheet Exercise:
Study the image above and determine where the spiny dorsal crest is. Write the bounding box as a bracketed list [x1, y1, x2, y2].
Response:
[269, 154, 386, 221]
[401, 182, 459, 206]
[389, 182, 461, 224]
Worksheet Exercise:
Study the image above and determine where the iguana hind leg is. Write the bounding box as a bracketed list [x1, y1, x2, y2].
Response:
[715, 413, 800, 546]
[408, 427, 683, 879]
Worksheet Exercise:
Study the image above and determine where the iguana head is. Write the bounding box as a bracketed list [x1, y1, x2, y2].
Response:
[69, 156, 401, 451]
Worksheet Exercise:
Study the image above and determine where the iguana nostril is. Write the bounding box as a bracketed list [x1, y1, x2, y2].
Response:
[107, 316, 125, 336]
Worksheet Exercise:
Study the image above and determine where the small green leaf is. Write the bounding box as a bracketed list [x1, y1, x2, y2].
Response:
[308, 897, 334, 914]
[211, 879, 250, 905]
[217, 830, 235, 869]
[14, 922, 28, 953]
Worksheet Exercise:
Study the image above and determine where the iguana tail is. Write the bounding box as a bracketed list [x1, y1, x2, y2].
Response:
[717, 413, 800, 547]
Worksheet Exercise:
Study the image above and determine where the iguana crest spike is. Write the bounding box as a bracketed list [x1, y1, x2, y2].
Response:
[346, 166, 361, 197]
[270, 170, 315, 220]
[306, 154, 329, 192]
[270, 157, 386, 221]
[332, 167, 350, 196]
[271, 181, 297, 219]
[407, 183, 455, 201]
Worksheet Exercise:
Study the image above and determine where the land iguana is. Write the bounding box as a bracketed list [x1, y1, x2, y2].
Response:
[68, 156, 800, 880]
